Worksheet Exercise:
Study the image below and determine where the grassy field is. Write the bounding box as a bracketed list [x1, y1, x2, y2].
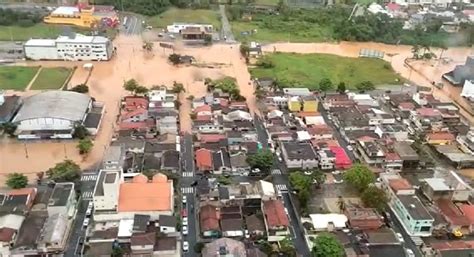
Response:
[250, 53, 403, 89]
[30, 67, 72, 90]
[146, 8, 221, 29]
[0, 24, 63, 41]
[254, 0, 280, 5]
[0, 66, 39, 90]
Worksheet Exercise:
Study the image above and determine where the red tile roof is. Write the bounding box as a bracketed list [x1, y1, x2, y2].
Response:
[200, 134, 226, 144]
[460, 204, 474, 223]
[297, 112, 320, 118]
[307, 124, 333, 136]
[437, 199, 471, 226]
[399, 102, 415, 110]
[200, 205, 220, 231]
[416, 108, 441, 117]
[119, 121, 149, 131]
[431, 240, 474, 251]
[388, 178, 412, 192]
[121, 108, 147, 120]
[0, 228, 16, 242]
[426, 132, 455, 141]
[124, 96, 148, 108]
[195, 115, 212, 121]
[263, 200, 289, 228]
[329, 146, 352, 170]
[385, 152, 401, 161]
[194, 105, 211, 113]
[196, 148, 213, 171]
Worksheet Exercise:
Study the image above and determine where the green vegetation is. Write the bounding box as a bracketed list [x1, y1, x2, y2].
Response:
[46, 160, 80, 182]
[30, 67, 72, 90]
[0, 66, 39, 90]
[311, 233, 345, 257]
[0, 24, 63, 41]
[69, 84, 89, 93]
[361, 185, 388, 211]
[232, 7, 473, 46]
[343, 164, 375, 192]
[246, 150, 274, 172]
[288, 170, 325, 214]
[123, 79, 149, 95]
[146, 8, 220, 29]
[207, 77, 246, 101]
[6, 173, 28, 189]
[254, 0, 280, 6]
[77, 138, 94, 155]
[250, 53, 402, 89]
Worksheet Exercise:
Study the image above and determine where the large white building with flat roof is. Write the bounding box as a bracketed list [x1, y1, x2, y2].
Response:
[24, 33, 114, 61]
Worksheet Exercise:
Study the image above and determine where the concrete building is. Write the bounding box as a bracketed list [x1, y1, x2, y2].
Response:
[0, 91, 22, 125]
[280, 142, 318, 169]
[24, 33, 114, 61]
[13, 91, 102, 139]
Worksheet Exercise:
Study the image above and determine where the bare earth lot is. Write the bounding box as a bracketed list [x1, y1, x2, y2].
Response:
[0, 36, 472, 183]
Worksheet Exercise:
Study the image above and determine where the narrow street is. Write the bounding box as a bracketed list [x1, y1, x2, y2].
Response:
[219, 5, 236, 43]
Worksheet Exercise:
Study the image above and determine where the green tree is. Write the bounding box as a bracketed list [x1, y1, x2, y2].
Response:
[69, 83, 89, 93]
[6, 173, 28, 189]
[194, 242, 205, 253]
[46, 160, 80, 182]
[246, 150, 274, 172]
[168, 53, 181, 65]
[311, 170, 326, 187]
[172, 81, 186, 94]
[112, 245, 124, 257]
[337, 196, 345, 213]
[319, 78, 333, 92]
[1, 122, 17, 137]
[411, 45, 421, 59]
[239, 43, 249, 57]
[337, 82, 346, 94]
[203, 34, 212, 45]
[72, 122, 89, 139]
[361, 185, 388, 211]
[77, 138, 93, 155]
[123, 79, 139, 94]
[217, 175, 232, 185]
[142, 169, 157, 180]
[134, 85, 149, 95]
[343, 164, 375, 192]
[355, 81, 375, 91]
[289, 171, 312, 192]
[280, 236, 296, 256]
[312, 233, 344, 257]
[142, 41, 153, 52]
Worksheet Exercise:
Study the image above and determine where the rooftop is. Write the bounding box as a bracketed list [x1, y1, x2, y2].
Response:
[398, 194, 433, 220]
[202, 238, 246, 257]
[118, 174, 172, 212]
[49, 183, 73, 207]
[155, 237, 177, 251]
[263, 200, 289, 228]
[196, 148, 213, 171]
[423, 178, 451, 191]
[393, 141, 419, 161]
[388, 178, 413, 192]
[282, 142, 317, 160]
[0, 95, 21, 122]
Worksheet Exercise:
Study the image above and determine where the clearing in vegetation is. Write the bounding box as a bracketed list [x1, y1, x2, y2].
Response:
[0, 66, 39, 90]
[30, 67, 73, 90]
[146, 8, 221, 29]
[250, 53, 403, 89]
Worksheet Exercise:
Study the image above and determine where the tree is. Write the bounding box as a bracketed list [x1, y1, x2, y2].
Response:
[69, 83, 89, 93]
[343, 164, 375, 192]
[142, 41, 153, 52]
[361, 185, 388, 211]
[279, 236, 296, 256]
[194, 242, 205, 253]
[187, 95, 194, 101]
[337, 82, 346, 94]
[46, 160, 80, 182]
[319, 78, 333, 92]
[134, 85, 149, 95]
[310, 169, 326, 187]
[217, 175, 232, 185]
[411, 45, 421, 59]
[172, 81, 185, 94]
[203, 34, 212, 45]
[239, 43, 249, 58]
[289, 171, 312, 192]
[337, 196, 345, 213]
[123, 79, 139, 94]
[312, 233, 344, 257]
[1, 122, 17, 137]
[112, 245, 124, 257]
[6, 173, 28, 189]
[355, 81, 375, 91]
[72, 122, 89, 139]
[168, 53, 181, 65]
[77, 138, 93, 155]
[142, 169, 157, 180]
[246, 150, 274, 172]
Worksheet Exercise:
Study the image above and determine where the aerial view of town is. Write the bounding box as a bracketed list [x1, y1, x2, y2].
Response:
[0, 0, 473, 256]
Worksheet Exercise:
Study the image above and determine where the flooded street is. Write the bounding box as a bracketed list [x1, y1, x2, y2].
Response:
[0, 35, 253, 182]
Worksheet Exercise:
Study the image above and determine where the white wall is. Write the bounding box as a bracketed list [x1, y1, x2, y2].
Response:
[24, 46, 59, 60]
[17, 118, 73, 131]
[57, 41, 113, 61]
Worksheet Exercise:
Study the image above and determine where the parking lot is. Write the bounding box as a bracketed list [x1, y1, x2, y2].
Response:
[0, 41, 24, 60]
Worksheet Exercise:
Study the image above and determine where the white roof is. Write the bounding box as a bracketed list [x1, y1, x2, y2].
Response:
[51, 6, 79, 16]
[118, 219, 134, 238]
[0, 214, 25, 230]
[297, 131, 311, 141]
[349, 93, 373, 100]
[305, 116, 325, 125]
[461, 80, 474, 98]
[24, 39, 56, 47]
[309, 214, 348, 230]
[56, 33, 109, 44]
[423, 178, 450, 191]
[283, 88, 311, 96]
[267, 110, 283, 119]
[226, 110, 252, 121]
[258, 180, 275, 196]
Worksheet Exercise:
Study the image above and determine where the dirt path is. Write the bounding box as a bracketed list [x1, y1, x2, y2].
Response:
[24, 67, 42, 91]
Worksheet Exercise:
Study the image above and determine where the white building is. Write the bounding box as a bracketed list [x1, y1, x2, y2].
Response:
[166, 23, 213, 34]
[13, 91, 97, 139]
[461, 80, 474, 100]
[24, 33, 114, 61]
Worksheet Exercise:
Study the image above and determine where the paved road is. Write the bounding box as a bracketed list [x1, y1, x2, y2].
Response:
[121, 15, 143, 35]
[64, 200, 88, 257]
[218, 5, 235, 43]
[388, 208, 423, 257]
[180, 133, 198, 257]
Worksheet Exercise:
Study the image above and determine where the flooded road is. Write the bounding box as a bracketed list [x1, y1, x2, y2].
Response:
[0, 35, 254, 182]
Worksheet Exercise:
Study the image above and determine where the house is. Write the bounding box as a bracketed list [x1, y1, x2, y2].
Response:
[348, 93, 378, 106]
[436, 199, 472, 234]
[131, 232, 155, 256]
[0, 214, 25, 256]
[421, 170, 471, 202]
[220, 206, 243, 237]
[302, 96, 318, 112]
[307, 124, 333, 140]
[443, 56, 474, 86]
[47, 182, 76, 217]
[200, 204, 220, 237]
[180, 26, 212, 40]
[196, 148, 213, 173]
[329, 146, 352, 170]
[245, 214, 265, 237]
[262, 200, 289, 242]
[309, 213, 348, 231]
[212, 149, 231, 175]
[317, 149, 336, 170]
[155, 237, 180, 257]
[283, 88, 311, 96]
[202, 238, 246, 257]
[0, 92, 21, 124]
[393, 142, 419, 168]
[133, 214, 150, 233]
[345, 207, 383, 230]
[280, 142, 318, 169]
[356, 137, 385, 165]
[288, 96, 301, 112]
[426, 132, 455, 145]
[410, 108, 443, 131]
[230, 151, 250, 175]
[159, 215, 177, 234]
[161, 150, 180, 173]
[156, 116, 177, 134]
[0, 187, 37, 215]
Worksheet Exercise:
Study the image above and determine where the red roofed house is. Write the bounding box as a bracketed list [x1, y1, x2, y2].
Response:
[411, 108, 443, 131]
[383, 151, 403, 172]
[345, 207, 384, 230]
[199, 134, 226, 144]
[194, 104, 212, 116]
[426, 132, 455, 145]
[195, 148, 213, 173]
[460, 205, 474, 233]
[329, 146, 352, 170]
[262, 200, 290, 242]
[200, 204, 220, 237]
[120, 96, 149, 131]
[437, 199, 472, 234]
[307, 124, 333, 140]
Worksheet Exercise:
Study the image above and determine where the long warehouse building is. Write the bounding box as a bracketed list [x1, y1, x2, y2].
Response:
[24, 33, 114, 61]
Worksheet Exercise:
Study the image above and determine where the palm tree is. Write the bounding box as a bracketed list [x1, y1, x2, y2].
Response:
[172, 81, 185, 95]
[337, 196, 345, 213]
[411, 45, 420, 59]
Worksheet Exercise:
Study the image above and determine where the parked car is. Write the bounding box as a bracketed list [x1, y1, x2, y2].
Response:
[183, 241, 189, 252]
[406, 249, 414, 257]
[347, 145, 353, 151]
[396, 233, 404, 243]
[304, 171, 312, 176]
[182, 217, 188, 226]
[86, 201, 93, 216]
[181, 209, 188, 217]
[182, 196, 187, 204]
[245, 229, 250, 238]
[182, 226, 188, 235]
[82, 218, 90, 228]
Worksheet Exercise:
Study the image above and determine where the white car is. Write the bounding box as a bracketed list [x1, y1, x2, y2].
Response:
[183, 241, 189, 252]
[182, 217, 188, 226]
[86, 202, 93, 216]
[347, 145, 353, 151]
[284, 207, 289, 215]
[82, 218, 90, 228]
[182, 196, 187, 204]
[304, 171, 312, 176]
[245, 229, 250, 238]
[406, 249, 414, 257]
[182, 226, 188, 235]
[396, 233, 404, 243]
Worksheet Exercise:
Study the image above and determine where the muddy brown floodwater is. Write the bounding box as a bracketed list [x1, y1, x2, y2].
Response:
[0, 35, 254, 183]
